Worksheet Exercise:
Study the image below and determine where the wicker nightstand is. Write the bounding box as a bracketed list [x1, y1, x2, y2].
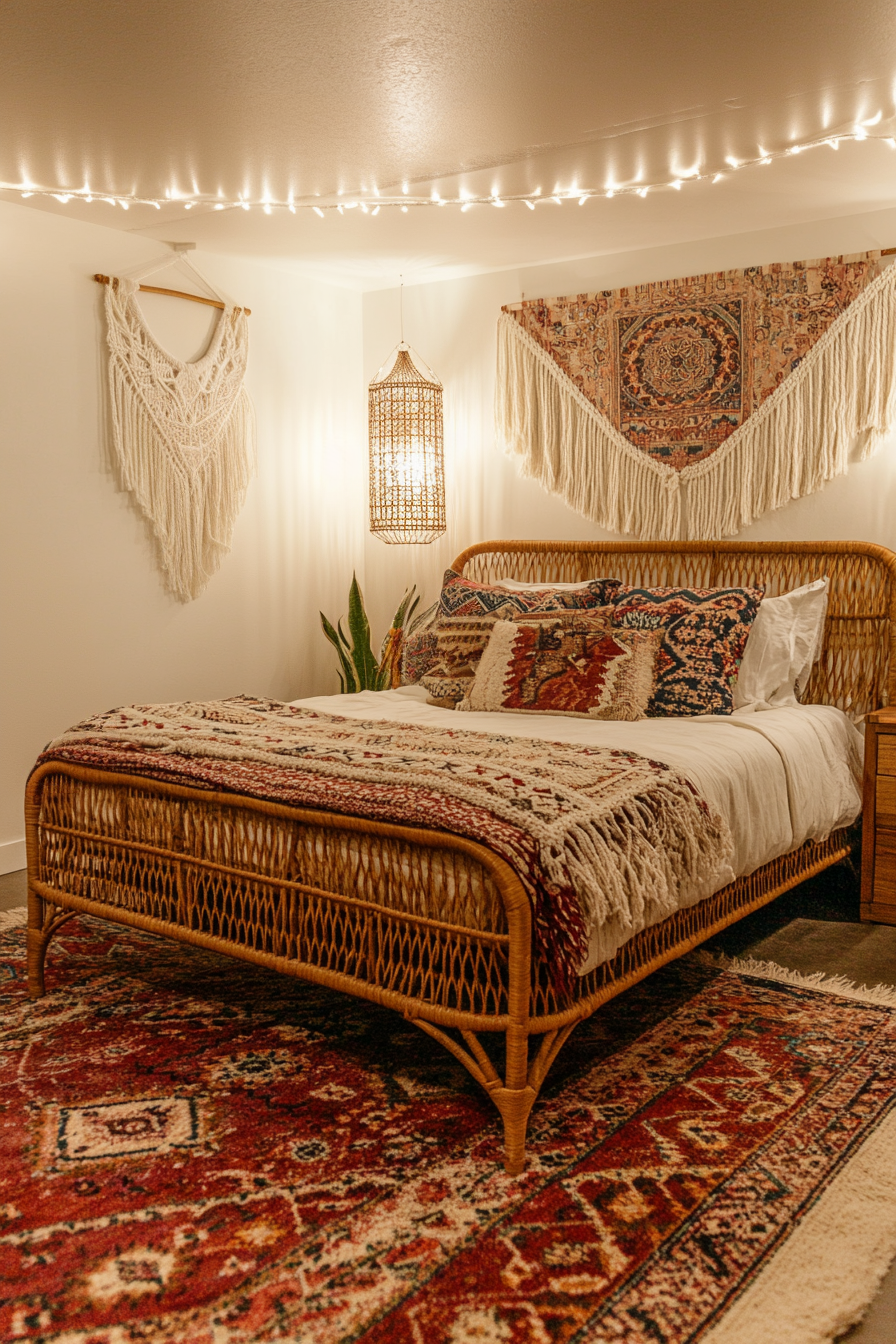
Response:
[861, 708, 896, 925]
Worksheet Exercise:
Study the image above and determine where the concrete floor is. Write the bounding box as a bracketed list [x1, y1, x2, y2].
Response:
[3, 862, 895, 1339]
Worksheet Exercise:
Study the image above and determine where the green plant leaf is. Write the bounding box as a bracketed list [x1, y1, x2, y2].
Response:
[320, 611, 358, 694]
[347, 573, 379, 690]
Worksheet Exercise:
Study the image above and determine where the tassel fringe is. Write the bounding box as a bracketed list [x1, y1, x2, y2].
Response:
[496, 261, 896, 540]
[105, 279, 256, 601]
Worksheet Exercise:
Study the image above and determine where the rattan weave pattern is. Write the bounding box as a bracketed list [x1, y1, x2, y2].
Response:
[27, 540, 895, 1173]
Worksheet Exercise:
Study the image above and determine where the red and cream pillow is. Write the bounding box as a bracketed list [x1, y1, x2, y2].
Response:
[404, 570, 621, 686]
[457, 613, 663, 721]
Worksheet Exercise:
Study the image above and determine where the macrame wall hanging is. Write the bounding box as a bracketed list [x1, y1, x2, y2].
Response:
[99, 251, 256, 600]
[496, 251, 896, 540]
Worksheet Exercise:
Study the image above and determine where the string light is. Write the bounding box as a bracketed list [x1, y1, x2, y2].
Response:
[5, 125, 895, 217]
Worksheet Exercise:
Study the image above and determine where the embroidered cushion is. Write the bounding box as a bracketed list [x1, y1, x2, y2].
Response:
[611, 586, 765, 717]
[460, 614, 662, 721]
[438, 569, 621, 619]
[420, 669, 476, 708]
[403, 574, 621, 685]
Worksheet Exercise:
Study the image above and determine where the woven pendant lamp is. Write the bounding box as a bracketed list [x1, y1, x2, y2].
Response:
[369, 343, 446, 544]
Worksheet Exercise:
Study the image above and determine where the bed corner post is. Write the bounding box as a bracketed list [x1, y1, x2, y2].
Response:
[494, 869, 536, 1175]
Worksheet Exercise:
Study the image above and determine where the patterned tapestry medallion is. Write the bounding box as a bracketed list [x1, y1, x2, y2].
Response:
[512, 258, 879, 470]
[497, 253, 896, 538]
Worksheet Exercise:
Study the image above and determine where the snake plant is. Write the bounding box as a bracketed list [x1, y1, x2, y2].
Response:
[320, 575, 422, 693]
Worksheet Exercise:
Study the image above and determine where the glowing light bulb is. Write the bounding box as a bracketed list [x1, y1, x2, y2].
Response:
[712, 173, 724, 183]
[21, 191, 33, 198]
[119, 200, 129, 210]
[214, 203, 225, 210]
[401, 183, 408, 194]
[262, 203, 271, 214]
[461, 202, 472, 212]
[337, 204, 344, 214]
[401, 204, 408, 212]
[523, 199, 535, 210]
[491, 197, 505, 207]
[184, 202, 193, 210]
[288, 203, 296, 213]
[759, 157, 772, 165]
[313, 206, 324, 217]
[637, 187, 649, 197]
[888, 139, 896, 149]
[725, 156, 740, 168]
[579, 194, 589, 204]
[853, 127, 867, 140]
[372, 204, 380, 215]
[671, 180, 682, 190]
[826, 139, 840, 149]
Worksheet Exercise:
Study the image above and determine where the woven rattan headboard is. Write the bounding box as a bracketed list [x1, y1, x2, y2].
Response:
[451, 539, 896, 720]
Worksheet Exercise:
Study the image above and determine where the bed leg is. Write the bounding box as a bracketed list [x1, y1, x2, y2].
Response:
[494, 1019, 536, 1175]
[27, 886, 47, 999]
[26, 887, 76, 1000]
[488, 1082, 538, 1176]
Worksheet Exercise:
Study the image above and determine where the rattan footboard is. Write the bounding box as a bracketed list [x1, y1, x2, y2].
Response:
[26, 540, 896, 1173]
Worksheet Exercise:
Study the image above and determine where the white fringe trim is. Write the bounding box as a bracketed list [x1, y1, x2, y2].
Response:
[105, 279, 257, 602]
[495, 311, 682, 540]
[696, 949, 896, 1007]
[683, 261, 896, 538]
[496, 261, 896, 541]
[0, 906, 26, 930]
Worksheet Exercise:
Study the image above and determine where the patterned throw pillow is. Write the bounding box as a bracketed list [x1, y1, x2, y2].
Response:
[420, 669, 476, 708]
[460, 614, 662, 721]
[610, 585, 765, 717]
[438, 569, 621, 619]
[401, 574, 621, 685]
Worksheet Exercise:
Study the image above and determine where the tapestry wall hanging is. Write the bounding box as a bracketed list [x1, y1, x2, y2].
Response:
[497, 252, 896, 539]
[101, 254, 256, 601]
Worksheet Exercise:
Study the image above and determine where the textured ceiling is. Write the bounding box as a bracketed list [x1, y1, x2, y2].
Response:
[3, 0, 896, 287]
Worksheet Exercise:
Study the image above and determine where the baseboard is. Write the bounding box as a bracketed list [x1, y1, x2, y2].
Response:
[0, 839, 26, 876]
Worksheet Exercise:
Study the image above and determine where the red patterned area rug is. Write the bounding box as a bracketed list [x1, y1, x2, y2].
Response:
[2, 914, 896, 1343]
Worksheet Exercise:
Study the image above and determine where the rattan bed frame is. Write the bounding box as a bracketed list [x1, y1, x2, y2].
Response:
[25, 540, 896, 1173]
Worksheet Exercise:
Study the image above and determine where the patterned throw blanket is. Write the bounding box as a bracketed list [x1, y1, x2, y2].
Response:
[37, 697, 732, 994]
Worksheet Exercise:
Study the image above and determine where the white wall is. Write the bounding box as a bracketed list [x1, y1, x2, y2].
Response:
[0, 200, 366, 868]
[361, 205, 896, 637]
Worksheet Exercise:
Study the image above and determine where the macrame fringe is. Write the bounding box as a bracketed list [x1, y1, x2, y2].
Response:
[497, 261, 896, 540]
[694, 950, 896, 1006]
[496, 311, 681, 540]
[105, 279, 256, 601]
[108, 373, 255, 601]
[683, 261, 896, 538]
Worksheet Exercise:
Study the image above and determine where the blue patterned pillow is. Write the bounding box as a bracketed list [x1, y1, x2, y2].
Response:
[438, 570, 620, 619]
[611, 585, 764, 716]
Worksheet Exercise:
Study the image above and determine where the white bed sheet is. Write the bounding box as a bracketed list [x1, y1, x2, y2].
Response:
[292, 687, 863, 971]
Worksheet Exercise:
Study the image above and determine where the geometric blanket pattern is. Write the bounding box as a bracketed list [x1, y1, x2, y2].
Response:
[2, 915, 896, 1343]
[497, 253, 896, 540]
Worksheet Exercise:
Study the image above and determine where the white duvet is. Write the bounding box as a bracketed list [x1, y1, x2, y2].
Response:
[293, 687, 863, 971]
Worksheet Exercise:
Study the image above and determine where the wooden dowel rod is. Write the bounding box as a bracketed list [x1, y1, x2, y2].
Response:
[93, 274, 250, 315]
[503, 250, 896, 310]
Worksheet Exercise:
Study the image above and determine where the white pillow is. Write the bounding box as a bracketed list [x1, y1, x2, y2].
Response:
[496, 577, 600, 591]
[734, 577, 829, 710]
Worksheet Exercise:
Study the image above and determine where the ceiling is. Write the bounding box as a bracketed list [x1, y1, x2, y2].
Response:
[4, 0, 896, 288]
